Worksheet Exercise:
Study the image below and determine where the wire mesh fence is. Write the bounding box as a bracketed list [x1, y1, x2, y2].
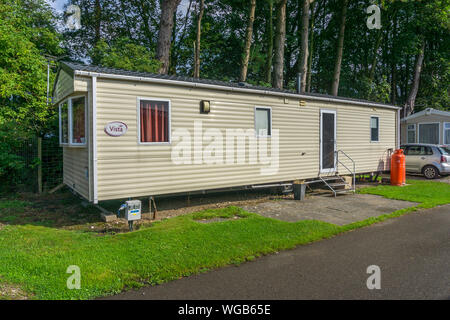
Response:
[41, 134, 63, 191]
[12, 136, 38, 193]
[1, 134, 62, 194]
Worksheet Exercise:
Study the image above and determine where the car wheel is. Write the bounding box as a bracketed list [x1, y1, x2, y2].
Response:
[423, 165, 438, 179]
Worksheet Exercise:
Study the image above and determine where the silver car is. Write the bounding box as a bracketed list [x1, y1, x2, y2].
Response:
[400, 144, 450, 179]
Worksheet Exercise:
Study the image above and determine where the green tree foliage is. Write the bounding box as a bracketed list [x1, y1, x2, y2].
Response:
[12, 0, 450, 113]
[175, 0, 251, 80]
[63, 0, 161, 61]
[91, 38, 161, 73]
[0, 0, 62, 132]
[0, 0, 63, 186]
[0, 124, 28, 189]
[414, 0, 450, 111]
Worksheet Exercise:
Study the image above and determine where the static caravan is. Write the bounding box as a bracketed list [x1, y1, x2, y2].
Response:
[52, 62, 400, 203]
[401, 108, 450, 146]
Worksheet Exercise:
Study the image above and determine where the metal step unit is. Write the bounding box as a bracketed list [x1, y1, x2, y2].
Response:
[244, 150, 356, 198]
[318, 150, 356, 197]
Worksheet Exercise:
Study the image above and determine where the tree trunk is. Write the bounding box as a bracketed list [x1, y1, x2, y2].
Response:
[177, 0, 194, 49]
[330, 0, 348, 96]
[298, 0, 311, 93]
[171, 0, 194, 74]
[368, 29, 383, 82]
[272, 0, 287, 89]
[194, 0, 205, 78]
[239, 0, 256, 82]
[390, 14, 398, 104]
[91, 0, 102, 65]
[306, 0, 317, 92]
[156, 0, 182, 74]
[138, 1, 154, 50]
[391, 62, 397, 104]
[404, 40, 425, 117]
[169, 10, 178, 74]
[119, 1, 134, 40]
[94, 0, 101, 44]
[265, 0, 274, 84]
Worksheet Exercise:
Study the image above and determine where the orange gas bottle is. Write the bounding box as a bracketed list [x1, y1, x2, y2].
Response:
[391, 149, 406, 186]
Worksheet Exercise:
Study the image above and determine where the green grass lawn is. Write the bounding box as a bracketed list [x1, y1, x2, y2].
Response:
[0, 180, 448, 299]
[358, 179, 450, 208]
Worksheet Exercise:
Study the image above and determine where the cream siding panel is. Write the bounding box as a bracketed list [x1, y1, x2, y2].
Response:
[306, 100, 395, 174]
[63, 147, 89, 199]
[94, 78, 397, 201]
[61, 77, 91, 200]
[54, 69, 74, 103]
[334, 103, 395, 173]
[74, 76, 90, 93]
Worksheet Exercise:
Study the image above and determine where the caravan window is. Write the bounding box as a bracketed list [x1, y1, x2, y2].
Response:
[59, 96, 86, 146]
[255, 107, 272, 137]
[71, 97, 86, 144]
[444, 123, 450, 145]
[139, 99, 170, 143]
[407, 124, 416, 143]
[370, 116, 379, 142]
[418, 123, 439, 144]
[59, 101, 69, 144]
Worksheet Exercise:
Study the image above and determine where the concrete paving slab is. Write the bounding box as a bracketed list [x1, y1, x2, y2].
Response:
[241, 194, 419, 225]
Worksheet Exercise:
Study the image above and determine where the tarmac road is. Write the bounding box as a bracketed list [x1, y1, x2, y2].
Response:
[104, 205, 450, 300]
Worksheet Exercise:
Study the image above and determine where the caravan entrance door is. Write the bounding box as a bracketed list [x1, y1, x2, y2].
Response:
[320, 110, 336, 173]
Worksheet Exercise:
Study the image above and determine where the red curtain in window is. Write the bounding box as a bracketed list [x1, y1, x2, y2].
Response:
[73, 107, 85, 143]
[140, 100, 169, 142]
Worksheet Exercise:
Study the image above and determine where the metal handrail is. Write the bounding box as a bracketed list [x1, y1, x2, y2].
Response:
[335, 150, 356, 192]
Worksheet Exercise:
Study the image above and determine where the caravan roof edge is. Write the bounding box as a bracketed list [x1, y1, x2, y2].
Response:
[69, 67, 400, 111]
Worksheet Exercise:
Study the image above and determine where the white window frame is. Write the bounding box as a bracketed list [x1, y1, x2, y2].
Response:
[370, 116, 380, 143]
[418, 122, 440, 145]
[59, 95, 87, 147]
[444, 122, 450, 145]
[59, 100, 69, 145]
[407, 123, 416, 143]
[137, 97, 172, 145]
[254, 106, 272, 138]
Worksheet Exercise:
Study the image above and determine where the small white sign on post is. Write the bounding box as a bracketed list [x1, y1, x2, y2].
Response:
[104, 121, 128, 137]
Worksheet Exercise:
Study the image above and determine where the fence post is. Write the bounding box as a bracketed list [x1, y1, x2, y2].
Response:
[37, 136, 43, 193]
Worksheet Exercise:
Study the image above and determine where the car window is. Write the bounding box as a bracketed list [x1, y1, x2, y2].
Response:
[405, 146, 420, 155]
[404, 146, 411, 155]
[438, 146, 450, 155]
[405, 146, 430, 156]
[402, 146, 408, 155]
